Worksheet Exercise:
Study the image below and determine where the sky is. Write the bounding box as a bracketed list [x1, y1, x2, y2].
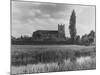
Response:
[11, 0, 95, 38]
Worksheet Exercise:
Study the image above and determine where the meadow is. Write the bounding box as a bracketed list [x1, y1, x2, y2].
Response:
[11, 45, 96, 74]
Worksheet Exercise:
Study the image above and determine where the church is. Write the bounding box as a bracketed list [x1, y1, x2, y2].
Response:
[32, 24, 66, 41]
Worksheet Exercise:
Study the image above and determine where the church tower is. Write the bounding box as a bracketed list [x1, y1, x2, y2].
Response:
[58, 24, 65, 38]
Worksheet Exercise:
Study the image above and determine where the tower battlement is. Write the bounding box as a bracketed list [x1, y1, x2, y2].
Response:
[58, 24, 65, 38]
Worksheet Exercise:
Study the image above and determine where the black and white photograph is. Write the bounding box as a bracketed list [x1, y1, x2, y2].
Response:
[11, 0, 96, 74]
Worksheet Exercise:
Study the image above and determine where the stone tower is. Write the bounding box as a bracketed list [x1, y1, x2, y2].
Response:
[58, 24, 65, 38]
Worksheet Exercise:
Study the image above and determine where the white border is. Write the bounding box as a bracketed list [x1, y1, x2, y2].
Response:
[0, 0, 99, 75]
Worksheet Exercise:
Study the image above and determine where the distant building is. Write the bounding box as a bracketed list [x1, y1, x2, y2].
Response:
[32, 24, 66, 41]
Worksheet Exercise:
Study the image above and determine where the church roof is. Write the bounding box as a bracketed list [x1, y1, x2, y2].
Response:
[34, 30, 58, 34]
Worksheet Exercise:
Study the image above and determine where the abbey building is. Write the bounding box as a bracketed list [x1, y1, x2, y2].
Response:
[32, 24, 66, 41]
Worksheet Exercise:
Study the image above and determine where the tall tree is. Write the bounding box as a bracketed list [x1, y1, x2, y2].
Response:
[69, 10, 77, 44]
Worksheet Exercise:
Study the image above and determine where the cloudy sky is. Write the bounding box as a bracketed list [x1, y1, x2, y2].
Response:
[11, 0, 95, 38]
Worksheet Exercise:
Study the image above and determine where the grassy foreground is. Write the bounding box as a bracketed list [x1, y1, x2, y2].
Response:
[11, 45, 96, 74]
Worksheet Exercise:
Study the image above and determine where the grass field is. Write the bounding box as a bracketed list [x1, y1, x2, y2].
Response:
[11, 45, 96, 74]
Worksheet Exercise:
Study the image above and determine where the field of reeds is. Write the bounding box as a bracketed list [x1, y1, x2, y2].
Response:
[11, 45, 96, 74]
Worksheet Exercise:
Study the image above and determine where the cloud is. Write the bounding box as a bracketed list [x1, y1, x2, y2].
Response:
[11, 0, 95, 38]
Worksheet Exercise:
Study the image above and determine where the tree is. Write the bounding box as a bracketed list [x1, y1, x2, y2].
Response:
[69, 10, 77, 44]
[75, 35, 80, 44]
[81, 34, 89, 45]
[81, 30, 95, 45]
[11, 36, 16, 41]
[88, 30, 95, 45]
